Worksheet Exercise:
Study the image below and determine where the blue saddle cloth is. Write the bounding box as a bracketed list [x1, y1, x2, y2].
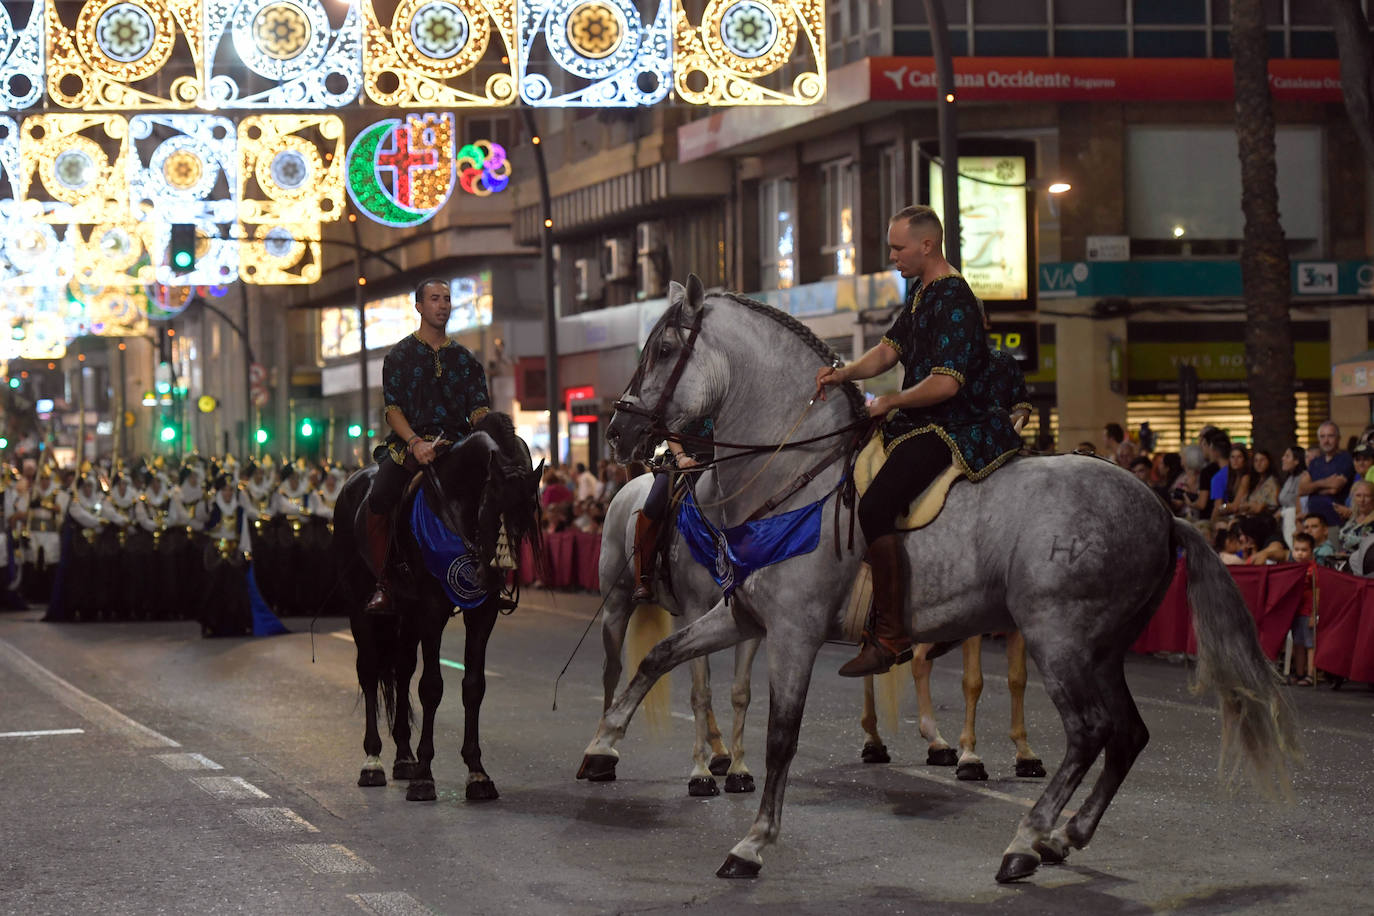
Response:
[410, 492, 490, 609]
[675, 487, 828, 599]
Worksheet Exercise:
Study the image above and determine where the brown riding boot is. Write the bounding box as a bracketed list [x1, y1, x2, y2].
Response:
[630, 511, 662, 603]
[839, 534, 913, 677]
[364, 509, 394, 614]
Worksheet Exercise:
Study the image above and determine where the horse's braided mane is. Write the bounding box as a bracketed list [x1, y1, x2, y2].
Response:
[714, 291, 868, 423]
[475, 411, 530, 467]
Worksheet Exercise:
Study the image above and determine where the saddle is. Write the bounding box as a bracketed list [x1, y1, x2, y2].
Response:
[852, 435, 963, 533]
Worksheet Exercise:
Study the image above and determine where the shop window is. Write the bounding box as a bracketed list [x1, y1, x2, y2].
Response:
[1290, 31, 1338, 59]
[891, 0, 967, 25]
[1211, 29, 1287, 59]
[892, 30, 969, 56]
[1126, 125, 1323, 254]
[878, 145, 906, 226]
[1133, 29, 1207, 58]
[1054, 0, 1125, 25]
[820, 159, 857, 278]
[759, 178, 796, 291]
[1133, 0, 1205, 26]
[974, 29, 1049, 56]
[1127, 392, 1329, 454]
[1210, 0, 1285, 26]
[1054, 28, 1128, 57]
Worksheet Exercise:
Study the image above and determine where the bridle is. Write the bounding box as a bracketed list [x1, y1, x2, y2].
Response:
[610, 300, 876, 525]
[612, 303, 705, 430]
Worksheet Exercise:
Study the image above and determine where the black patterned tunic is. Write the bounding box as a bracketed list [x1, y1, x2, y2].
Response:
[986, 347, 1032, 415]
[381, 333, 490, 464]
[879, 275, 1021, 481]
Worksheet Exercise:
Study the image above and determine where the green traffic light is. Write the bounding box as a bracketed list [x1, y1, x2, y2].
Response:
[0, 437, 8, 449]
[173, 250, 193, 268]
[7, 377, 17, 389]
[255, 428, 269, 445]
[300, 419, 314, 438]
[347, 423, 362, 438]
[159, 425, 176, 443]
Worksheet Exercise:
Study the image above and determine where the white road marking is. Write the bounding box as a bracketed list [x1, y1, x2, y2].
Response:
[349, 891, 434, 915]
[287, 843, 374, 874]
[234, 807, 318, 833]
[0, 638, 179, 748]
[893, 765, 1078, 818]
[0, 728, 84, 738]
[154, 752, 222, 771]
[190, 776, 269, 800]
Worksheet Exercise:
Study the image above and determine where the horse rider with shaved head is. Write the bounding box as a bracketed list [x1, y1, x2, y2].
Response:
[815, 205, 1023, 677]
[364, 277, 491, 613]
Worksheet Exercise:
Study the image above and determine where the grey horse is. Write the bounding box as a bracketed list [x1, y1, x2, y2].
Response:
[579, 275, 1299, 883]
[585, 470, 763, 795]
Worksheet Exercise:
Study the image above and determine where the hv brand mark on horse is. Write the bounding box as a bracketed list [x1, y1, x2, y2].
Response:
[410, 491, 488, 609]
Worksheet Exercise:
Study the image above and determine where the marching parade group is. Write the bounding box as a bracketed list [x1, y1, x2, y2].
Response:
[0, 454, 351, 634]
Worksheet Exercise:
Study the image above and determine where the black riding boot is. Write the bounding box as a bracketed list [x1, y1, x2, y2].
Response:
[839, 534, 913, 677]
[631, 511, 661, 604]
[365, 509, 394, 615]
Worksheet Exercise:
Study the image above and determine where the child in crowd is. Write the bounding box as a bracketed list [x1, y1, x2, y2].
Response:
[1300, 512, 1338, 564]
[1288, 532, 1318, 686]
[1213, 526, 1244, 565]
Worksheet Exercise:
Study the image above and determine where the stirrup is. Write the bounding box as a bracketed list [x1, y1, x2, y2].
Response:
[631, 581, 655, 604]
[365, 584, 395, 615]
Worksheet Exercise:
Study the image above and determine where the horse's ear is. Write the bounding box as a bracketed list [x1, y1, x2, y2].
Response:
[667, 280, 685, 307]
[527, 459, 545, 494]
[684, 274, 705, 317]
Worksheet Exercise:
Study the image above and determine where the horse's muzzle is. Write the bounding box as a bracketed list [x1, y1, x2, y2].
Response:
[606, 411, 651, 463]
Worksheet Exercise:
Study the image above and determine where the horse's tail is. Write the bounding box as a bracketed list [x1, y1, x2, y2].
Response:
[1173, 518, 1301, 798]
[875, 661, 905, 736]
[626, 602, 673, 736]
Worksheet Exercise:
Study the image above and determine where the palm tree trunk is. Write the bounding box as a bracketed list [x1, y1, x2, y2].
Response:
[1232, 0, 1296, 454]
[1327, 0, 1374, 165]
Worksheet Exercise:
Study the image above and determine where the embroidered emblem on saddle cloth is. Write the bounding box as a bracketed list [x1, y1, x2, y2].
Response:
[853, 434, 962, 531]
[410, 492, 490, 609]
[675, 487, 828, 599]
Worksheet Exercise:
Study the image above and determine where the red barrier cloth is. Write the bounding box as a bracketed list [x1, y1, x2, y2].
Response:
[519, 540, 537, 586]
[573, 531, 602, 592]
[1312, 567, 1374, 682]
[545, 531, 576, 588]
[1131, 556, 1191, 655]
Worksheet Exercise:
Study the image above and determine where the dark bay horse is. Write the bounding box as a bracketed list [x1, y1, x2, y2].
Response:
[332, 412, 542, 801]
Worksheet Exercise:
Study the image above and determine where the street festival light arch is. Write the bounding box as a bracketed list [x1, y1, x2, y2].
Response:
[0, 0, 825, 348]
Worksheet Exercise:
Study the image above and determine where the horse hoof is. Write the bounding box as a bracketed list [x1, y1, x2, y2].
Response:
[724, 773, 755, 793]
[357, 768, 387, 788]
[688, 776, 720, 797]
[716, 854, 762, 879]
[393, 759, 421, 781]
[1015, 758, 1047, 778]
[406, 779, 437, 802]
[957, 761, 989, 781]
[927, 748, 958, 767]
[1033, 839, 1069, 865]
[466, 778, 500, 801]
[708, 755, 732, 776]
[995, 852, 1040, 883]
[576, 754, 618, 782]
[861, 742, 891, 764]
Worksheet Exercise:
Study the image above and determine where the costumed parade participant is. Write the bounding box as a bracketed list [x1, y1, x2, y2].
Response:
[268, 463, 312, 615]
[47, 473, 99, 622]
[104, 471, 138, 618]
[133, 468, 177, 619]
[815, 205, 1022, 677]
[631, 417, 713, 603]
[23, 466, 64, 603]
[364, 277, 491, 613]
[199, 473, 257, 637]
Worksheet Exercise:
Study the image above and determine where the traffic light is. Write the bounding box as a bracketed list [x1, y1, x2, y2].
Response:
[169, 223, 196, 275]
[159, 422, 177, 443]
[347, 423, 363, 439]
[7, 377, 17, 389]
[299, 418, 314, 438]
[255, 427, 269, 446]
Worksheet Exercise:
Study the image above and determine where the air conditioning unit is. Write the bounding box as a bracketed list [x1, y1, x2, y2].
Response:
[638, 252, 664, 300]
[574, 257, 603, 303]
[636, 221, 664, 254]
[604, 238, 633, 281]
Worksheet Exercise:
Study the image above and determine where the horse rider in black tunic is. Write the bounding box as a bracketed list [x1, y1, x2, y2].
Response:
[815, 205, 1022, 677]
[364, 277, 491, 613]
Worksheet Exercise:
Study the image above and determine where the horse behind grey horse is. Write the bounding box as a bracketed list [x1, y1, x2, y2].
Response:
[580, 275, 1299, 883]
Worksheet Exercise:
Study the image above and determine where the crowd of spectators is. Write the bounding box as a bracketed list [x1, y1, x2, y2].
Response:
[537, 460, 650, 536]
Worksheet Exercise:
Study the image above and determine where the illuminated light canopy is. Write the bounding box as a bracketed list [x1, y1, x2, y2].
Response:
[673, 0, 824, 106]
[346, 112, 456, 227]
[0, 1, 45, 110]
[363, 0, 516, 108]
[519, 0, 671, 107]
[20, 114, 130, 224]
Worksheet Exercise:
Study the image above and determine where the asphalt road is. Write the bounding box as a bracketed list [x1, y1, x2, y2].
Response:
[1, 591, 1370, 916]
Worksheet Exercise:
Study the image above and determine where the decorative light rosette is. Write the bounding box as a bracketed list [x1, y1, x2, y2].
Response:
[362, 0, 516, 108]
[129, 114, 238, 222]
[518, 0, 670, 107]
[673, 0, 824, 105]
[48, 0, 203, 109]
[19, 115, 131, 224]
[456, 140, 509, 196]
[205, 0, 360, 108]
[0, 1, 45, 109]
[237, 115, 344, 284]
